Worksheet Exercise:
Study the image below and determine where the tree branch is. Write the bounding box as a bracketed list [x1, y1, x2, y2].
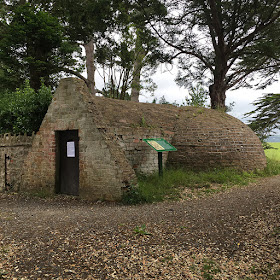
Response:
[231, 10, 280, 52]
[136, 0, 214, 72]
[60, 67, 89, 85]
[151, 24, 214, 72]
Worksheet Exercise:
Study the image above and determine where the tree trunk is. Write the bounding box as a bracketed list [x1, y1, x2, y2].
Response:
[84, 39, 96, 95]
[131, 31, 146, 102]
[29, 69, 41, 92]
[209, 82, 226, 110]
[209, 47, 228, 110]
[131, 63, 141, 102]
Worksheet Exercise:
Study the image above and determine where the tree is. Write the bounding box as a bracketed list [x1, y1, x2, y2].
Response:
[128, 1, 166, 102]
[0, 3, 80, 91]
[13, 0, 165, 99]
[130, 29, 147, 101]
[95, 39, 134, 100]
[89, 0, 164, 101]
[0, 80, 52, 134]
[50, 0, 166, 99]
[39, 0, 118, 95]
[95, 24, 159, 101]
[245, 93, 280, 142]
[148, 0, 280, 110]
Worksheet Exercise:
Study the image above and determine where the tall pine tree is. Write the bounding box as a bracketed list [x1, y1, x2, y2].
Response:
[149, 0, 280, 109]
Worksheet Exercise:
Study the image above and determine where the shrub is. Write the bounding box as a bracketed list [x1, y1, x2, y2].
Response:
[0, 80, 52, 135]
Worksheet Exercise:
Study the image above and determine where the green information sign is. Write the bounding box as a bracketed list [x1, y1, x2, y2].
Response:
[143, 138, 177, 152]
[143, 138, 177, 177]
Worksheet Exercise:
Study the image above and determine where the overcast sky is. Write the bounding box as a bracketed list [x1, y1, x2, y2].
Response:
[94, 62, 279, 125]
[138, 66, 279, 124]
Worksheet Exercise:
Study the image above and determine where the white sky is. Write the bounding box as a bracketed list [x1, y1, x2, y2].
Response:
[138, 67, 280, 123]
[94, 61, 279, 124]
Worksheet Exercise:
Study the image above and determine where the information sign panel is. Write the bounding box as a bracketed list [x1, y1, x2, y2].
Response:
[143, 138, 177, 152]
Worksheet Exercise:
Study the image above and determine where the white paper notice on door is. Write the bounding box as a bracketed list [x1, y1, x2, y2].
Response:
[67, 141, 75, 157]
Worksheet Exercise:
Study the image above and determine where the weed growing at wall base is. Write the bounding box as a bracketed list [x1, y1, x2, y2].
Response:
[121, 186, 147, 205]
[23, 188, 55, 199]
[256, 158, 280, 176]
[122, 158, 280, 204]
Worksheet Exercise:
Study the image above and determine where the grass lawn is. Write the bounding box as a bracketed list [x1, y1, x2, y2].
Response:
[122, 154, 280, 204]
[265, 142, 280, 161]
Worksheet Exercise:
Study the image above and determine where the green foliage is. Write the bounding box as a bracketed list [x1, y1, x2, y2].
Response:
[0, 80, 52, 135]
[123, 159, 280, 204]
[153, 85, 234, 110]
[133, 224, 152, 236]
[185, 84, 209, 107]
[265, 143, 280, 161]
[258, 158, 280, 177]
[245, 93, 280, 142]
[0, 3, 80, 91]
[152, 95, 180, 106]
[155, 0, 280, 108]
[137, 168, 253, 203]
[138, 116, 154, 128]
[96, 19, 162, 99]
[121, 186, 147, 205]
[92, 0, 165, 100]
[51, 0, 115, 42]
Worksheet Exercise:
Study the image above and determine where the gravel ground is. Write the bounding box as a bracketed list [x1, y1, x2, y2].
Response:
[0, 176, 279, 279]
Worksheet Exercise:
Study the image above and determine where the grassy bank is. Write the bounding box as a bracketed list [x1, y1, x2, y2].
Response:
[265, 142, 280, 161]
[123, 157, 280, 204]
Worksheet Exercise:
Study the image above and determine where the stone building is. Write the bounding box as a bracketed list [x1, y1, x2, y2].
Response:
[1, 78, 266, 200]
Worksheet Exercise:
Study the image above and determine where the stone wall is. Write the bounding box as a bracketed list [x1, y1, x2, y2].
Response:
[21, 78, 136, 201]
[0, 133, 34, 191]
[109, 127, 174, 174]
[92, 97, 178, 174]
[92, 94, 266, 173]
[168, 107, 267, 170]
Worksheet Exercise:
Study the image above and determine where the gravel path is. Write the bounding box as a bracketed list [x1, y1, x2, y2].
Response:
[0, 176, 280, 279]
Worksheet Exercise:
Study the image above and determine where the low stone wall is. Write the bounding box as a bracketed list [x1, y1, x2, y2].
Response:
[0, 133, 34, 191]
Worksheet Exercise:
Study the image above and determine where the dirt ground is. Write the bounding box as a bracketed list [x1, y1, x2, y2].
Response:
[0, 176, 279, 279]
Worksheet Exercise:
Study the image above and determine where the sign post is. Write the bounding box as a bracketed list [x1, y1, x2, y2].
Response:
[158, 151, 163, 177]
[143, 138, 177, 177]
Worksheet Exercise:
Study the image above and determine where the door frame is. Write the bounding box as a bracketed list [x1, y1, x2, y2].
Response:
[55, 129, 79, 195]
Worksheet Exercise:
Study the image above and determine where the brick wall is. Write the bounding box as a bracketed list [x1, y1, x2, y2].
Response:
[108, 127, 173, 174]
[21, 78, 136, 201]
[168, 107, 267, 170]
[0, 133, 34, 191]
[92, 93, 266, 174]
[92, 97, 178, 174]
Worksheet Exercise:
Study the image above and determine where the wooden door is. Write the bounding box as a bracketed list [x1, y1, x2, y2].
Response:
[56, 130, 79, 195]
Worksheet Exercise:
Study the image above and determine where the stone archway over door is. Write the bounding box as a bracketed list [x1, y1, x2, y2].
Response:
[56, 130, 79, 195]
